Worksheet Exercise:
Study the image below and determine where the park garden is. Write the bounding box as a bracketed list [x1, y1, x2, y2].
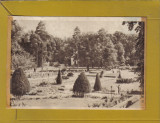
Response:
[10, 19, 144, 109]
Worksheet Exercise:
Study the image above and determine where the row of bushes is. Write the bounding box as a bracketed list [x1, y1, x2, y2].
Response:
[116, 78, 133, 83]
[11, 68, 102, 98]
[73, 72, 102, 97]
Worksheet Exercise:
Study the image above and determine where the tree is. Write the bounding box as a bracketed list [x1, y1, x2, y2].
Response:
[124, 34, 137, 65]
[11, 20, 24, 57]
[98, 28, 107, 40]
[97, 29, 117, 68]
[11, 20, 35, 69]
[11, 68, 30, 98]
[34, 21, 51, 67]
[29, 31, 43, 67]
[12, 52, 36, 70]
[112, 31, 127, 44]
[56, 70, 62, 84]
[115, 42, 125, 65]
[111, 31, 138, 65]
[94, 73, 102, 91]
[102, 37, 117, 67]
[73, 72, 91, 97]
[35, 21, 50, 41]
[123, 21, 145, 92]
[73, 26, 81, 67]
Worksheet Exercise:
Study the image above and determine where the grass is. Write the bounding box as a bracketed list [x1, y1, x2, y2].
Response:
[10, 68, 142, 109]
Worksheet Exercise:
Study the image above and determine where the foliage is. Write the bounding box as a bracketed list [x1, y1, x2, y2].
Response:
[100, 71, 104, 78]
[12, 20, 139, 71]
[56, 70, 62, 84]
[12, 52, 36, 70]
[122, 21, 144, 91]
[111, 31, 137, 65]
[118, 71, 122, 78]
[116, 78, 133, 83]
[115, 42, 125, 64]
[11, 68, 30, 97]
[94, 73, 102, 91]
[11, 20, 36, 70]
[67, 72, 74, 77]
[73, 72, 91, 96]
[98, 28, 117, 67]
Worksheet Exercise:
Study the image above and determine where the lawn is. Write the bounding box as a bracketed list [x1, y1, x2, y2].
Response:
[10, 67, 143, 109]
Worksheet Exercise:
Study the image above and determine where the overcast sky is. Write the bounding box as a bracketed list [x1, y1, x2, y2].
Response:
[13, 16, 141, 39]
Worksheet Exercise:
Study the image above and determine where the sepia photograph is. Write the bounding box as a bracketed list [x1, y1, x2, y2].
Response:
[8, 17, 145, 109]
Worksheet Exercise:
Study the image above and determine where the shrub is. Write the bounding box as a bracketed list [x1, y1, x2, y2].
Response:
[67, 72, 74, 77]
[116, 78, 133, 83]
[100, 71, 104, 78]
[94, 73, 102, 91]
[73, 72, 91, 97]
[118, 71, 122, 78]
[56, 70, 62, 84]
[11, 68, 30, 97]
[39, 81, 48, 86]
[11, 52, 36, 70]
[128, 90, 143, 95]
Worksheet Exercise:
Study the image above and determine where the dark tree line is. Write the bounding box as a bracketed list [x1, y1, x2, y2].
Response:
[11, 20, 139, 70]
[122, 21, 145, 91]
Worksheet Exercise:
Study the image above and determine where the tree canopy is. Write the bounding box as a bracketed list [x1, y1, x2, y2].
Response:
[122, 21, 145, 91]
[11, 20, 138, 70]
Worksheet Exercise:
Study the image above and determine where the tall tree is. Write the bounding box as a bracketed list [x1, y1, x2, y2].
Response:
[11, 20, 23, 56]
[115, 42, 125, 65]
[72, 26, 81, 67]
[34, 21, 50, 67]
[123, 21, 145, 91]
[29, 31, 43, 67]
[11, 20, 35, 69]
[35, 21, 50, 41]
[97, 29, 117, 68]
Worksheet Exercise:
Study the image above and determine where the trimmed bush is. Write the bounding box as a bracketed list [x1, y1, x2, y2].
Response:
[100, 71, 104, 78]
[56, 70, 62, 84]
[11, 68, 30, 97]
[73, 72, 91, 97]
[94, 73, 102, 91]
[118, 71, 122, 78]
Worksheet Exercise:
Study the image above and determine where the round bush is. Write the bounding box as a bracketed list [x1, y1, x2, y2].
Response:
[11, 68, 30, 97]
[94, 73, 102, 91]
[73, 72, 91, 97]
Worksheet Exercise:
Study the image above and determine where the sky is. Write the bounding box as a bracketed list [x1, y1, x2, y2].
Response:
[13, 16, 142, 39]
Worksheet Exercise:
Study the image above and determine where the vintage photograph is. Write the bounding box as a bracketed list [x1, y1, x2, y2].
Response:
[8, 17, 145, 109]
